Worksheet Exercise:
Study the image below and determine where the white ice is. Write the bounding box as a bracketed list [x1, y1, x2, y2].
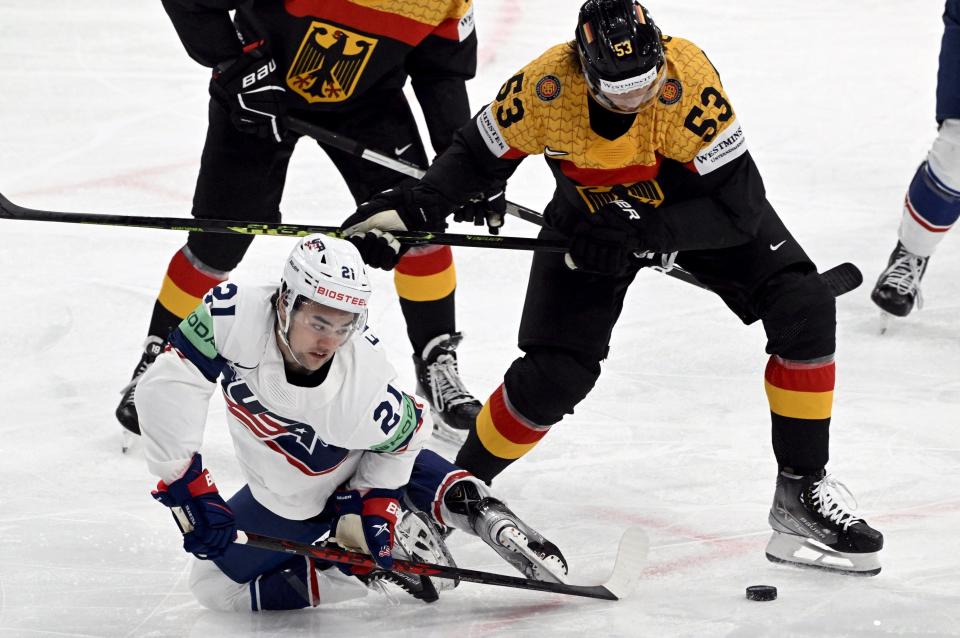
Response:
[1, 1, 958, 637]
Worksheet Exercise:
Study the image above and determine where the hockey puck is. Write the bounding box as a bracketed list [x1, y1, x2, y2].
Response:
[745, 585, 777, 601]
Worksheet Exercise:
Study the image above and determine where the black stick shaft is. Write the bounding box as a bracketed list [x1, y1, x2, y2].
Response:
[237, 531, 617, 601]
[0, 192, 566, 252]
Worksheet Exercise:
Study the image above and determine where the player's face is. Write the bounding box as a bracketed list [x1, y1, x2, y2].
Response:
[283, 301, 360, 371]
[595, 66, 666, 113]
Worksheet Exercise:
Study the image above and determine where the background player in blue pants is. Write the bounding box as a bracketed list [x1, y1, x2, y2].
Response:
[872, 0, 960, 318]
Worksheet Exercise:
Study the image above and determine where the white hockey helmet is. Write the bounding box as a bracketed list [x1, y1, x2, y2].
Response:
[278, 234, 372, 337]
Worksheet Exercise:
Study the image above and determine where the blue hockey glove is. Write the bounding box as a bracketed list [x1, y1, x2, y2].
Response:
[152, 453, 236, 560]
[333, 488, 402, 570]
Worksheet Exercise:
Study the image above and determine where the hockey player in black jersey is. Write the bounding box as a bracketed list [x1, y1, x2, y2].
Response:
[342, 0, 884, 575]
[116, 0, 501, 444]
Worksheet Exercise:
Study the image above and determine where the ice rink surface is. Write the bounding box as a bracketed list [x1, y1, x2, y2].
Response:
[1, 1, 958, 636]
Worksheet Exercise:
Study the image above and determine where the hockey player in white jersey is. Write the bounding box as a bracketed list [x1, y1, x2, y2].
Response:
[137, 234, 567, 611]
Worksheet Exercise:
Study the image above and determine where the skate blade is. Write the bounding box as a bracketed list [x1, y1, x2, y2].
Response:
[430, 412, 469, 445]
[498, 526, 569, 584]
[765, 531, 881, 576]
[121, 428, 137, 454]
[879, 311, 894, 335]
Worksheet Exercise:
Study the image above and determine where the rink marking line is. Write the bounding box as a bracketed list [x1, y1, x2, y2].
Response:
[593, 499, 960, 577]
[123, 558, 193, 638]
[11, 159, 196, 203]
[469, 599, 569, 634]
[477, 3, 522, 67]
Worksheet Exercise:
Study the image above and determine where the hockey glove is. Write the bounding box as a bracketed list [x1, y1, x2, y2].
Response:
[152, 453, 236, 560]
[453, 181, 507, 235]
[341, 185, 450, 270]
[210, 40, 286, 143]
[565, 199, 646, 275]
[332, 488, 402, 570]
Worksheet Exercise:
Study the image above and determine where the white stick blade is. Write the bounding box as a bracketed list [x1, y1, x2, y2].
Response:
[604, 526, 649, 599]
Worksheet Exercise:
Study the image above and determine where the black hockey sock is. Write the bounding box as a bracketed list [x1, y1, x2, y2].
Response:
[394, 246, 456, 353]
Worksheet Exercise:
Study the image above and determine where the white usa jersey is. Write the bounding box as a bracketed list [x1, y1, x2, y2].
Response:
[137, 281, 431, 520]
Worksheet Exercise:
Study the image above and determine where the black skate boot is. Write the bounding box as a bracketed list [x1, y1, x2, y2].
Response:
[115, 336, 165, 437]
[358, 510, 456, 603]
[443, 479, 569, 583]
[414, 332, 481, 444]
[766, 469, 883, 576]
[871, 241, 929, 317]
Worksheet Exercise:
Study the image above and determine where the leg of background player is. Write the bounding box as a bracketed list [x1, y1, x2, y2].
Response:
[872, 1, 960, 319]
[317, 94, 481, 441]
[115, 99, 297, 436]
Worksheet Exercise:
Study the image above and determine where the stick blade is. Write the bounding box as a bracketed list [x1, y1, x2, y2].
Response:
[603, 526, 649, 600]
[820, 262, 863, 297]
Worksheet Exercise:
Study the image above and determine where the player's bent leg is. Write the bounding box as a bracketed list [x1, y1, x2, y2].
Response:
[759, 268, 883, 575]
[405, 449, 568, 583]
[455, 347, 601, 482]
[873, 119, 960, 316]
[115, 244, 233, 436]
[190, 555, 369, 611]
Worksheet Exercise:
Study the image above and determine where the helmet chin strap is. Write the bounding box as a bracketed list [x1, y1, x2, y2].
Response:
[275, 301, 311, 370]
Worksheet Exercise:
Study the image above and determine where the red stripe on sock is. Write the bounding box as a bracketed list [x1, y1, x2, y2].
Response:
[764, 356, 835, 392]
[395, 245, 453, 276]
[488, 385, 549, 445]
[906, 196, 952, 232]
[167, 250, 225, 298]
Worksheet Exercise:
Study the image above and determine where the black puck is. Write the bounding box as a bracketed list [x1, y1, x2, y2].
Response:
[745, 585, 777, 601]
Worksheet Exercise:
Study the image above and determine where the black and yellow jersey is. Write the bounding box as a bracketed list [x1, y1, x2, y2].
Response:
[423, 34, 771, 252]
[162, 0, 476, 149]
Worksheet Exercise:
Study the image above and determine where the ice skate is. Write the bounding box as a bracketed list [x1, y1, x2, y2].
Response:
[766, 470, 883, 576]
[443, 479, 569, 583]
[414, 332, 481, 444]
[871, 241, 929, 326]
[115, 336, 165, 449]
[359, 509, 457, 603]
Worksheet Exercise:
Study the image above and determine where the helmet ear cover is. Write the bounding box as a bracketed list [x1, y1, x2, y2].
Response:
[576, 0, 666, 112]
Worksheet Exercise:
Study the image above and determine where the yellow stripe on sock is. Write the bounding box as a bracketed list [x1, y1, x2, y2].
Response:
[764, 382, 834, 420]
[394, 267, 456, 302]
[158, 275, 204, 319]
[475, 400, 541, 460]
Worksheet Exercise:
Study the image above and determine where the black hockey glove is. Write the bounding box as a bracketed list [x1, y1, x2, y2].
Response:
[210, 40, 286, 143]
[341, 185, 452, 270]
[452, 181, 507, 235]
[565, 199, 645, 275]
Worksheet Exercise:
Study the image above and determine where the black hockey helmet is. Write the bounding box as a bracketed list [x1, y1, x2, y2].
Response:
[575, 0, 666, 113]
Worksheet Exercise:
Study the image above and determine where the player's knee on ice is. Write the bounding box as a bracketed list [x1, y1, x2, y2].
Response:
[757, 267, 836, 361]
[190, 559, 251, 612]
[189, 556, 368, 612]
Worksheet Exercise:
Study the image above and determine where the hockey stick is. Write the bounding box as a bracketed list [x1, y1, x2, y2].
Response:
[0, 192, 565, 253]
[236, 526, 648, 601]
[287, 116, 572, 228]
[0, 192, 862, 296]
[285, 118, 864, 297]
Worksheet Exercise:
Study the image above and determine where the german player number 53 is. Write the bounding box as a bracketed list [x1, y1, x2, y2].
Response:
[495, 73, 526, 128]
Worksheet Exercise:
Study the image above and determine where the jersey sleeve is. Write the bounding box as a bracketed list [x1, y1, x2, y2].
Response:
[659, 39, 748, 174]
[631, 38, 766, 252]
[137, 282, 240, 483]
[345, 387, 432, 492]
[406, 0, 478, 154]
[160, 0, 245, 67]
